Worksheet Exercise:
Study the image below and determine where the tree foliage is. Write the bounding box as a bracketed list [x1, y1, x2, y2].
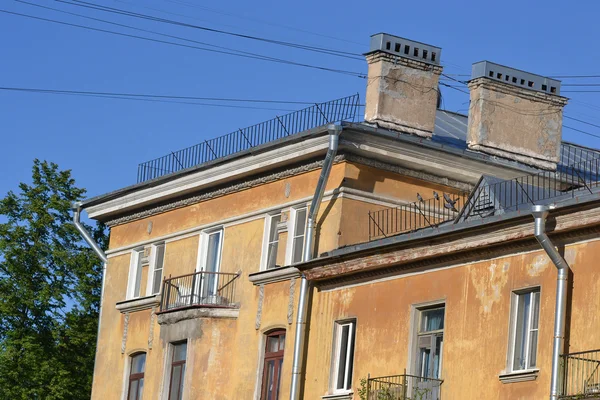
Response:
[0, 160, 107, 399]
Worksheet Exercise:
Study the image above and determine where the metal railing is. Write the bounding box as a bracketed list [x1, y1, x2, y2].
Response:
[366, 373, 443, 400]
[368, 193, 469, 241]
[560, 349, 600, 399]
[367, 157, 600, 241]
[136, 94, 361, 182]
[160, 271, 240, 312]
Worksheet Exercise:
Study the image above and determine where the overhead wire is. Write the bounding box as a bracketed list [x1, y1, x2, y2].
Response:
[0, 7, 366, 78]
[55, 0, 365, 60]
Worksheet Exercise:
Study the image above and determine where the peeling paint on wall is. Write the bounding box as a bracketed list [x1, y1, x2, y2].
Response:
[471, 262, 509, 314]
[527, 255, 550, 277]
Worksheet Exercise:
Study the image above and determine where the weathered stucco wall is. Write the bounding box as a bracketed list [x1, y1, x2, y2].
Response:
[303, 239, 599, 400]
[467, 78, 568, 169]
[364, 52, 442, 138]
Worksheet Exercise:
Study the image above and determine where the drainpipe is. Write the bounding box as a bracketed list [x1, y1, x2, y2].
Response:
[290, 124, 342, 400]
[532, 205, 569, 400]
[73, 201, 108, 395]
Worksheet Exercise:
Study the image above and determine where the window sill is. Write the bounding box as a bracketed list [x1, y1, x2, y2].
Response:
[321, 392, 353, 400]
[499, 369, 539, 384]
[115, 295, 161, 314]
[248, 266, 300, 285]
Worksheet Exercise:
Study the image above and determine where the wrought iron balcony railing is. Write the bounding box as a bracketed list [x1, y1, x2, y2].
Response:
[160, 271, 241, 312]
[560, 349, 600, 399]
[366, 373, 443, 400]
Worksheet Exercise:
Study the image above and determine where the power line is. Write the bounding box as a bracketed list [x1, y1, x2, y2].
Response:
[161, 0, 365, 47]
[56, 0, 365, 60]
[550, 75, 600, 79]
[1, 7, 366, 78]
[563, 90, 600, 93]
[564, 115, 600, 130]
[563, 125, 600, 139]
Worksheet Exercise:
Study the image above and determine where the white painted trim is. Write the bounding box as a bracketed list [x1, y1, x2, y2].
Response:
[115, 295, 161, 314]
[499, 369, 539, 383]
[125, 250, 140, 300]
[248, 266, 301, 286]
[285, 206, 308, 266]
[105, 187, 407, 259]
[87, 135, 331, 219]
[145, 244, 158, 297]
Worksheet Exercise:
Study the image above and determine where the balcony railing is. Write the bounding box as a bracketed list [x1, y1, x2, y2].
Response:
[366, 373, 443, 400]
[136, 94, 361, 183]
[560, 349, 600, 399]
[160, 271, 241, 312]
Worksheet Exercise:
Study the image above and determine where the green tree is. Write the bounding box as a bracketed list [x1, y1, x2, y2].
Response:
[0, 160, 107, 399]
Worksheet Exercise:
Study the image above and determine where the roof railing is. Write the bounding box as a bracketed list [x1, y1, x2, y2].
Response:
[136, 94, 361, 183]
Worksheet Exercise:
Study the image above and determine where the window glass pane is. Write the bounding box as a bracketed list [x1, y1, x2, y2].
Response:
[294, 209, 307, 236]
[134, 250, 144, 297]
[421, 308, 445, 332]
[336, 325, 350, 390]
[269, 215, 281, 242]
[128, 380, 139, 400]
[178, 364, 185, 400]
[279, 335, 285, 351]
[152, 245, 165, 295]
[264, 360, 275, 400]
[528, 330, 538, 368]
[267, 336, 279, 353]
[346, 325, 355, 390]
[131, 353, 146, 374]
[169, 365, 182, 400]
[267, 242, 279, 269]
[173, 342, 187, 362]
[152, 268, 163, 295]
[531, 291, 540, 330]
[205, 232, 222, 274]
[138, 378, 144, 400]
[513, 293, 531, 370]
[292, 236, 304, 264]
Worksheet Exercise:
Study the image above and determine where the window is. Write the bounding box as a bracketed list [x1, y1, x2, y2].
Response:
[127, 353, 146, 400]
[261, 330, 286, 400]
[197, 229, 223, 301]
[129, 249, 149, 299]
[168, 342, 187, 400]
[264, 214, 282, 270]
[415, 307, 444, 380]
[331, 320, 356, 393]
[150, 243, 165, 295]
[510, 289, 540, 371]
[290, 208, 307, 264]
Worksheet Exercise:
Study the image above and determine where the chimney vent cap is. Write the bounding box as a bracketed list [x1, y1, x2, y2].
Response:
[368, 33, 441, 66]
[471, 61, 561, 95]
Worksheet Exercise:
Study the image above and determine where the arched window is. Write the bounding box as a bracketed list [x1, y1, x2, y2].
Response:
[127, 352, 146, 400]
[261, 329, 286, 400]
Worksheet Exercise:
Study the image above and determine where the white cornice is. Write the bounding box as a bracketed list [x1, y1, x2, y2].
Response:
[87, 135, 331, 220]
[248, 266, 301, 286]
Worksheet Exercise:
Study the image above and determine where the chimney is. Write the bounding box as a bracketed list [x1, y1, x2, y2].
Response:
[467, 61, 568, 170]
[364, 33, 443, 138]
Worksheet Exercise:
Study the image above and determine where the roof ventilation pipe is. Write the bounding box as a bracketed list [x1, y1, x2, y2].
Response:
[532, 204, 569, 400]
[73, 202, 107, 395]
[289, 124, 342, 400]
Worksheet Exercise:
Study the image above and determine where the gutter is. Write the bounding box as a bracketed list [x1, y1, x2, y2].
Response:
[532, 205, 569, 400]
[290, 124, 342, 400]
[72, 202, 108, 396]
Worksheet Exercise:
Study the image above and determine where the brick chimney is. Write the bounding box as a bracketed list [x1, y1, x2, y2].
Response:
[467, 61, 568, 170]
[364, 33, 443, 138]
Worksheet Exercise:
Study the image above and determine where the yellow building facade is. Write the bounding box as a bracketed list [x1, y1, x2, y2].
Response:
[78, 33, 600, 400]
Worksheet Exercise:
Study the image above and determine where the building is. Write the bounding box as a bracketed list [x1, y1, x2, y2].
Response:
[75, 33, 600, 400]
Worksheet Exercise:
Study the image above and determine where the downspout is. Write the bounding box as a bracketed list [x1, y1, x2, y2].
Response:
[290, 124, 342, 400]
[532, 205, 569, 400]
[73, 201, 108, 395]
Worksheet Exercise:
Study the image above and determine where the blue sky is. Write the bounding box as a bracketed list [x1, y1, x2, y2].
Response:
[2, 0, 600, 200]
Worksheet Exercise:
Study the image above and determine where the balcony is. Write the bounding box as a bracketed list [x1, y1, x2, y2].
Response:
[160, 271, 241, 312]
[560, 349, 600, 399]
[365, 373, 443, 400]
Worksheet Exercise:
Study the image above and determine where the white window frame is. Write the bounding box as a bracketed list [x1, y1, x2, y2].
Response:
[330, 319, 356, 395]
[285, 206, 308, 266]
[126, 247, 146, 300]
[508, 288, 541, 373]
[260, 213, 283, 271]
[146, 242, 165, 296]
[196, 228, 224, 274]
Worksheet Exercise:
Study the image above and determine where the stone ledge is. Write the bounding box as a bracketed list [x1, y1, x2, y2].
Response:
[499, 369, 539, 384]
[157, 306, 240, 325]
[248, 266, 300, 286]
[115, 295, 161, 314]
[321, 392, 353, 400]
